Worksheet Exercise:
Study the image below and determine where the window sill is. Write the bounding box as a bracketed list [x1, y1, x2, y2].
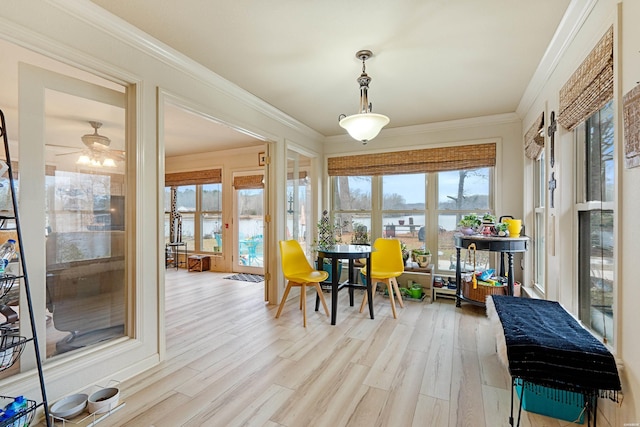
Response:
[521, 285, 544, 299]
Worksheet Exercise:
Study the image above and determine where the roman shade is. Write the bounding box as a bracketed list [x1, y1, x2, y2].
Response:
[165, 168, 222, 186]
[233, 174, 264, 190]
[558, 26, 613, 131]
[327, 143, 496, 177]
[524, 113, 545, 160]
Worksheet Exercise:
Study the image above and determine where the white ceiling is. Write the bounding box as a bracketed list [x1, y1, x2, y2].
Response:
[91, 0, 572, 137]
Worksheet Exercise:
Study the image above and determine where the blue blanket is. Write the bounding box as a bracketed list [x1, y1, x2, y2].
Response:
[490, 295, 620, 398]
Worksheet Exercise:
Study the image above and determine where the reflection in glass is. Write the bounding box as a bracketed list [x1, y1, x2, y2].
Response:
[45, 170, 126, 358]
[578, 210, 614, 345]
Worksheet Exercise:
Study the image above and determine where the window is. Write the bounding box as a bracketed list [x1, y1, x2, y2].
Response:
[330, 167, 494, 273]
[332, 176, 372, 245]
[436, 168, 492, 272]
[381, 174, 425, 251]
[164, 183, 222, 253]
[533, 153, 545, 292]
[576, 100, 614, 345]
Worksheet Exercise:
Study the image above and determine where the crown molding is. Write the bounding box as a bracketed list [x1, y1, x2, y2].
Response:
[516, 0, 599, 118]
[324, 112, 520, 145]
[44, 0, 322, 141]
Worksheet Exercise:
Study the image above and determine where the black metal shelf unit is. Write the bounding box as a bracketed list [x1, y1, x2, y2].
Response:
[0, 109, 50, 426]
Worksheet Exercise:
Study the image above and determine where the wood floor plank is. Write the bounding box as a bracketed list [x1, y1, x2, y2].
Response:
[413, 394, 450, 427]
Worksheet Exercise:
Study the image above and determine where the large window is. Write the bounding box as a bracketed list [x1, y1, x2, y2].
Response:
[576, 100, 614, 345]
[330, 166, 493, 273]
[164, 183, 222, 253]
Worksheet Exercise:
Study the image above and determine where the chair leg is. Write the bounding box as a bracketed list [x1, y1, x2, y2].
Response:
[301, 284, 307, 327]
[391, 277, 404, 308]
[360, 281, 375, 313]
[275, 281, 294, 319]
[313, 282, 330, 316]
[386, 279, 398, 319]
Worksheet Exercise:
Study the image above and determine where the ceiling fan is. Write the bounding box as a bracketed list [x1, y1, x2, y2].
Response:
[50, 121, 125, 167]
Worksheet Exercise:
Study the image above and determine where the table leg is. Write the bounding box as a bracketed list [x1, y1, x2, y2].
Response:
[348, 259, 355, 306]
[315, 255, 324, 312]
[507, 253, 514, 296]
[455, 247, 462, 307]
[331, 258, 339, 325]
[366, 254, 374, 319]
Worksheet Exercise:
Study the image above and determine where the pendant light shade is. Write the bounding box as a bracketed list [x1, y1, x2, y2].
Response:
[339, 50, 389, 144]
[339, 113, 389, 142]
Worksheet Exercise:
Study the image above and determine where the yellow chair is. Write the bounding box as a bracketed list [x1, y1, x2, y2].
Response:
[359, 238, 405, 318]
[276, 240, 330, 327]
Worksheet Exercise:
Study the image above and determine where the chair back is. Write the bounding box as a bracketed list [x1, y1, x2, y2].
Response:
[371, 238, 404, 275]
[279, 240, 314, 278]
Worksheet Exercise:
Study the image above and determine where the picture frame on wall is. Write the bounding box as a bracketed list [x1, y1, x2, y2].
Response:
[258, 152, 266, 166]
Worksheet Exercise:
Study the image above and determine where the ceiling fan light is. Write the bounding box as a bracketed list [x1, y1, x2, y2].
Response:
[82, 121, 111, 148]
[339, 113, 390, 143]
[102, 158, 117, 167]
[77, 155, 91, 165]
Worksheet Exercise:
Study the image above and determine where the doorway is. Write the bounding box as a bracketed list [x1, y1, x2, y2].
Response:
[233, 172, 265, 274]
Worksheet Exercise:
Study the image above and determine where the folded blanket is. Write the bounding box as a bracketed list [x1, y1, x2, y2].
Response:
[487, 295, 621, 400]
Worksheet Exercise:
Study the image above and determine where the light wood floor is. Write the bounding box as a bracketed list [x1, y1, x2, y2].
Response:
[64, 269, 566, 427]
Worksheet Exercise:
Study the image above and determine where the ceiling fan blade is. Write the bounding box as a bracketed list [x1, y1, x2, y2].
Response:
[55, 151, 83, 157]
[46, 143, 81, 150]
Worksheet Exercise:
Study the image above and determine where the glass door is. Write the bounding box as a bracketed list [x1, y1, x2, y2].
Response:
[233, 173, 264, 273]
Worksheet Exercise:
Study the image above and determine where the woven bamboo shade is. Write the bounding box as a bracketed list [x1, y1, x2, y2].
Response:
[623, 84, 640, 169]
[233, 174, 264, 189]
[165, 168, 221, 186]
[558, 26, 613, 131]
[286, 171, 308, 180]
[327, 143, 496, 176]
[524, 112, 545, 160]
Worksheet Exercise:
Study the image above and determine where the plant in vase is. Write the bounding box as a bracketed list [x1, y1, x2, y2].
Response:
[482, 213, 496, 224]
[411, 248, 432, 267]
[495, 222, 509, 237]
[458, 214, 481, 235]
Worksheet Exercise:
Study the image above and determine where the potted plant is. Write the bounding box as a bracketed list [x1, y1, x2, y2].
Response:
[482, 213, 496, 224]
[458, 214, 481, 235]
[411, 248, 432, 267]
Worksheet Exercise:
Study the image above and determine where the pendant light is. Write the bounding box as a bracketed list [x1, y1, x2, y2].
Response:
[338, 50, 389, 144]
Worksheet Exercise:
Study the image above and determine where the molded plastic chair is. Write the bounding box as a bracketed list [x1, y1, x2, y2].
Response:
[276, 240, 330, 327]
[359, 238, 405, 318]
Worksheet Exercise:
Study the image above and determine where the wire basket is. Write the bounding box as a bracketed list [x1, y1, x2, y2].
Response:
[0, 327, 28, 372]
[0, 275, 17, 301]
[0, 395, 36, 427]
